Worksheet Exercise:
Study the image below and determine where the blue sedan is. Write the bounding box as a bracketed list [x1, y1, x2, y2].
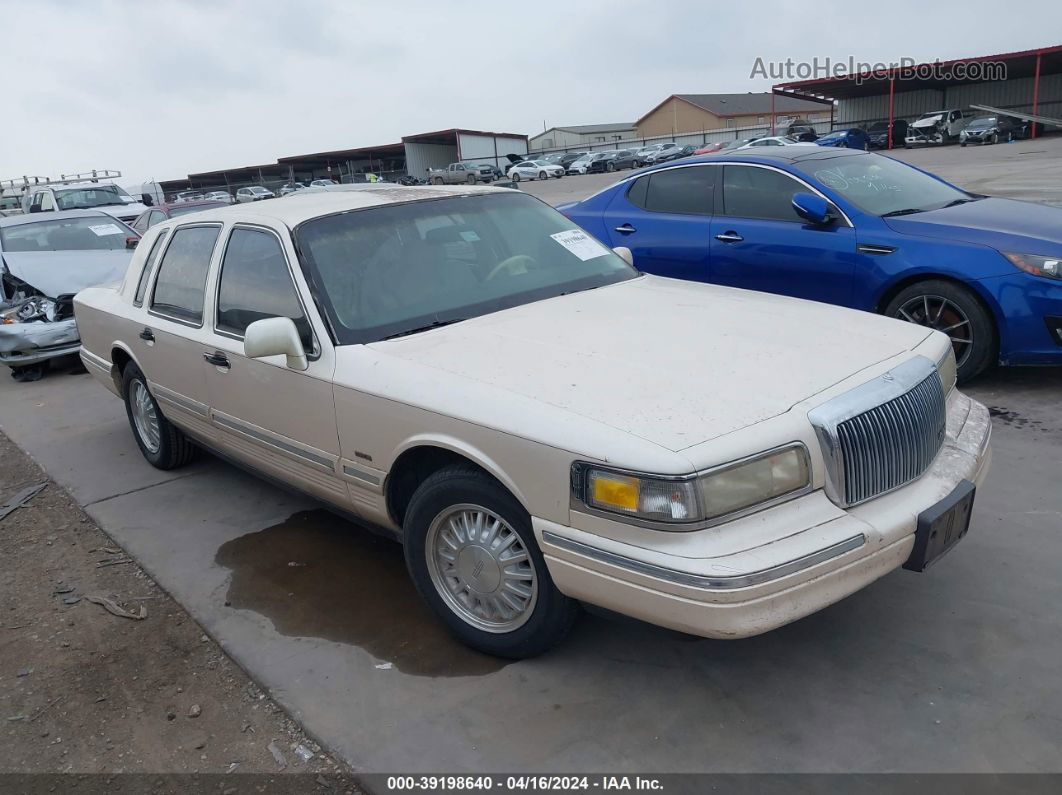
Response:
[559, 148, 1062, 381]
[816, 128, 872, 150]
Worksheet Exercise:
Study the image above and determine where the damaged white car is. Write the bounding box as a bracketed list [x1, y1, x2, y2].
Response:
[1, 210, 136, 381]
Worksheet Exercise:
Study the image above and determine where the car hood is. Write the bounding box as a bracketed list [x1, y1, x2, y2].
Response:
[912, 115, 944, 129]
[1, 250, 132, 297]
[368, 275, 931, 452]
[883, 197, 1062, 254]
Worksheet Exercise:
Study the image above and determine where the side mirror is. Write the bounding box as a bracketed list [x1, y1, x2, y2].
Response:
[141, 193, 154, 207]
[126, 236, 139, 249]
[612, 246, 634, 267]
[791, 192, 832, 226]
[244, 317, 308, 371]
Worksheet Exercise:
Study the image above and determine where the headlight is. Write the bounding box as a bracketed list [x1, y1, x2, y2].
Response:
[572, 444, 810, 530]
[1003, 252, 1062, 280]
[936, 345, 957, 394]
[1, 297, 57, 323]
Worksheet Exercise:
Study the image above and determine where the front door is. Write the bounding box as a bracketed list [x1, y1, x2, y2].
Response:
[709, 164, 860, 306]
[200, 224, 345, 507]
[602, 164, 717, 283]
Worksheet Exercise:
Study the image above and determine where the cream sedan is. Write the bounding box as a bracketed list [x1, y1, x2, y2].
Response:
[74, 186, 991, 658]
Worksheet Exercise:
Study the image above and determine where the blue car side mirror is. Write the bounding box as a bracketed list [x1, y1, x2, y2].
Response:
[792, 192, 832, 226]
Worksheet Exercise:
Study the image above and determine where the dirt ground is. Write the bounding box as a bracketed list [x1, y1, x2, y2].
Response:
[0, 430, 362, 792]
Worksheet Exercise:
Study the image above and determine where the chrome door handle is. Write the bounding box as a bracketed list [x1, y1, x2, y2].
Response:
[138, 327, 155, 342]
[614, 224, 636, 234]
[203, 351, 230, 369]
[715, 231, 744, 243]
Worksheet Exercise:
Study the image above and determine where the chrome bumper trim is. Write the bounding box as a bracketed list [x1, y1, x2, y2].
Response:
[542, 531, 867, 591]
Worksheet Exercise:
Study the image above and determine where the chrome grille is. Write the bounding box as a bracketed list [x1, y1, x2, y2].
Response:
[836, 373, 946, 505]
[808, 357, 947, 508]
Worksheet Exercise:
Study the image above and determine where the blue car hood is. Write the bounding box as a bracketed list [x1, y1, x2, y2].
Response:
[883, 197, 1062, 255]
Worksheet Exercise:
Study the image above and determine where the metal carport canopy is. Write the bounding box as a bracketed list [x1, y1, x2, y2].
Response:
[773, 45, 1062, 147]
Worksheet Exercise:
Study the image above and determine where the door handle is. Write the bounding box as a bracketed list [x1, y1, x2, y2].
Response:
[614, 224, 637, 235]
[138, 327, 155, 342]
[203, 351, 230, 369]
[715, 231, 744, 243]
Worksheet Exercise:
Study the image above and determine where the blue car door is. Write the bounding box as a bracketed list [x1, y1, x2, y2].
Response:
[708, 164, 860, 306]
[600, 164, 718, 282]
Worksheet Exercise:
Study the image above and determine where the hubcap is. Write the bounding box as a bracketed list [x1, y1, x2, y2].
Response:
[425, 504, 538, 633]
[896, 294, 973, 367]
[130, 379, 161, 454]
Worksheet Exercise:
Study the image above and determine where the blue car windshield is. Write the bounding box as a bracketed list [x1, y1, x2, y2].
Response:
[800, 155, 971, 216]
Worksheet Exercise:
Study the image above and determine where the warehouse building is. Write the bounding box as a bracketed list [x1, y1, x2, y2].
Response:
[160, 128, 527, 197]
[773, 45, 1062, 147]
[635, 93, 831, 138]
[529, 123, 637, 151]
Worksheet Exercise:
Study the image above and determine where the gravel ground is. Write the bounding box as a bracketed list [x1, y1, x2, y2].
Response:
[0, 430, 361, 791]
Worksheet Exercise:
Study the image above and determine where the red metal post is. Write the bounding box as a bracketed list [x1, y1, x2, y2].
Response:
[1031, 51, 1042, 139]
[888, 75, 895, 150]
[770, 91, 776, 135]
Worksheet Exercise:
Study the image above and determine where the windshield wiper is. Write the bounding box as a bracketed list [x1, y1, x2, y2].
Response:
[380, 318, 466, 340]
[941, 197, 982, 208]
[880, 208, 925, 217]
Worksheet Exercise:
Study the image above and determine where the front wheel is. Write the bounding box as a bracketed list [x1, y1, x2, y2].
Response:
[403, 465, 579, 658]
[467, 174, 476, 184]
[884, 280, 996, 383]
[605, 162, 615, 172]
[511, 171, 520, 182]
[538, 171, 547, 180]
[122, 364, 197, 469]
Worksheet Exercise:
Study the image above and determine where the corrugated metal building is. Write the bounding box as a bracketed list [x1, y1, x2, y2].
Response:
[774, 45, 1062, 147]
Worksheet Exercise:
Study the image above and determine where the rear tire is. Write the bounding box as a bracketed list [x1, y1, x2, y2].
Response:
[403, 465, 579, 658]
[122, 363, 197, 470]
[432, 177, 443, 185]
[884, 280, 996, 383]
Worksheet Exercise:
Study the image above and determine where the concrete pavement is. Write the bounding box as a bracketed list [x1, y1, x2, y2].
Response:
[1, 359, 1060, 773]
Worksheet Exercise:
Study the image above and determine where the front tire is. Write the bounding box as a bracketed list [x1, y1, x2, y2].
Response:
[403, 465, 579, 658]
[511, 171, 520, 182]
[538, 171, 547, 180]
[884, 280, 996, 383]
[122, 364, 197, 469]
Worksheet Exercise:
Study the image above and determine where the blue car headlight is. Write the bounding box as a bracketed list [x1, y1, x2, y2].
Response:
[1003, 252, 1062, 281]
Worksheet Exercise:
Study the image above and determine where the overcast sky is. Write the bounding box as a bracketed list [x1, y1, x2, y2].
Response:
[3, 0, 1058, 184]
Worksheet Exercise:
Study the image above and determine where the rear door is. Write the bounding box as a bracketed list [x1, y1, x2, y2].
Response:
[708, 164, 859, 305]
[200, 223, 345, 506]
[601, 164, 717, 282]
[140, 223, 223, 443]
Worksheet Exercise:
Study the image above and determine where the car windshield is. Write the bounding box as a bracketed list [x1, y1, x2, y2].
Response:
[966, 117, 995, 129]
[0, 216, 131, 252]
[54, 185, 130, 210]
[818, 131, 844, 141]
[294, 192, 637, 344]
[801, 154, 971, 216]
[170, 204, 220, 217]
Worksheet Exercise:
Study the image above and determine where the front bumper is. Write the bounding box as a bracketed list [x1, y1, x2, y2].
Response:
[0, 318, 80, 366]
[536, 392, 992, 639]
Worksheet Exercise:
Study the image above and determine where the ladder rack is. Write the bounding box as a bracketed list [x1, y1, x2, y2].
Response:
[0, 170, 123, 192]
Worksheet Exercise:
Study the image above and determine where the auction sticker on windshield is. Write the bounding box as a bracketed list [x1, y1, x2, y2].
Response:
[88, 223, 124, 236]
[551, 229, 608, 261]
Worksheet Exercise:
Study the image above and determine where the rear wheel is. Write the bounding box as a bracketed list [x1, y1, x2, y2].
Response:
[122, 364, 197, 469]
[403, 465, 579, 658]
[432, 177, 443, 185]
[885, 280, 996, 383]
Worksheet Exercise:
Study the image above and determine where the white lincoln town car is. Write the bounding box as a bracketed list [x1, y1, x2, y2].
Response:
[73, 185, 991, 658]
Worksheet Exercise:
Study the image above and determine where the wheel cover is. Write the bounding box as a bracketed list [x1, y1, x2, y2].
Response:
[896, 294, 974, 367]
[130, 379, 161, 454]
[425, 503, 538, 633]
